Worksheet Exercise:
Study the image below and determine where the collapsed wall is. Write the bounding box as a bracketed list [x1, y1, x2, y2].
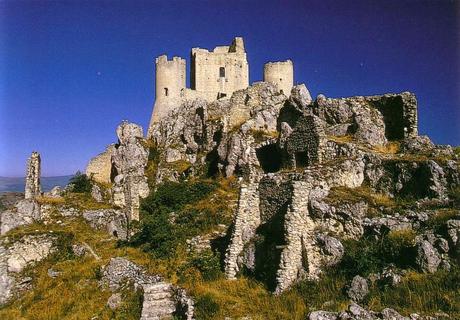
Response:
[223, 158, 365, 293]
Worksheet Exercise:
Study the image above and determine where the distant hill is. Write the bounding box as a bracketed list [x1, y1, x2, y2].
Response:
[0, 175, 73, 193]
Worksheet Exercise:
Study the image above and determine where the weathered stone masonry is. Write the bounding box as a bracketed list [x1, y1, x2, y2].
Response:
[25, 151, 41, 200]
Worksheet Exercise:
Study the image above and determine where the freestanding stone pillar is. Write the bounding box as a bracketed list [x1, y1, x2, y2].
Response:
[24, 152, 41, 199]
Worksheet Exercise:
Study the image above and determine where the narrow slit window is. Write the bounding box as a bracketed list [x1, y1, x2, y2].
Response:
[164, 88, 169, 96]
[219, 67, 225, 78]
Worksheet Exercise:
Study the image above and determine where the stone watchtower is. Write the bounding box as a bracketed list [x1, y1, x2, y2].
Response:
[263, 60, 294, 96]
[150, 56, 186, 123]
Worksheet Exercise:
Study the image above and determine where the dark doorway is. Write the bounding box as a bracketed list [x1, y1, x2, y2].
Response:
[256, 144, 282, 173]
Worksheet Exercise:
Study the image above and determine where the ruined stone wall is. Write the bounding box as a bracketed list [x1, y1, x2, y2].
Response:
[282, 115, 326, 169]
[86, 145, 115, 184]
[191, 37, 249, 101]
[224, 182, 261, 279]
[24, 152, 41, 199]
[263, 60, 294, 96]
[367, 92, 418, 139]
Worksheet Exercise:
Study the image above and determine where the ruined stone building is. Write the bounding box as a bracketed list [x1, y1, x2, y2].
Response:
[148, 37, 294, 135]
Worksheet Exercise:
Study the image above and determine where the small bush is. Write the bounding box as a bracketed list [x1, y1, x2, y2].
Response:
[130, 180, 219, 258]
[189, 250, 223, 281]
[68, 171, 92, 193]
[340, 229, 416, 277]
[195, 294, 220, 320]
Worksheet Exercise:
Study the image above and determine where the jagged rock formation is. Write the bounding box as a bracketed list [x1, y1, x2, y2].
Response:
[82, 209, 128, 240]
[0, 234, 57, 304]
[0, 199, 41, 235]
[86, 121, 150, 222]
[147, 80, 459, 296]
[308, 302, 428, 320]
[111, 122, 150, 221]
[24, 151, 41, 200]
[100, 257, 194, 319]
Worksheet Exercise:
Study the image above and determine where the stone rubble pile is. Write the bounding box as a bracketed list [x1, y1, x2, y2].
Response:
[100, 257, 194, 320]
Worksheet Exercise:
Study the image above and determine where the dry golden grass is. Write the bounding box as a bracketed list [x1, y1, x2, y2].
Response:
[35, 195, 66, 205]
[185, 277, 307, 320]
[327, 135, 354, 144]
[63, 193, 114, 210]
[326, 186, 396, 209]
[0, 217, 154, 320]
[372, 141, 400, 154]
[165, 159, 192, 173]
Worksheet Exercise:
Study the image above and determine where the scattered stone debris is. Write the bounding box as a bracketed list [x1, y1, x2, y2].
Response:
[100, 257, 194, 319]
[0, 234, 57, 305]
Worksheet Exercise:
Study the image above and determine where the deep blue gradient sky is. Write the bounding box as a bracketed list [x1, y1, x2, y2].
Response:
[0, 0, 459, 176]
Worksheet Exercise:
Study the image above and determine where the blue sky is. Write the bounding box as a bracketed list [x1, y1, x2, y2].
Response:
[0, 0, 459, 176]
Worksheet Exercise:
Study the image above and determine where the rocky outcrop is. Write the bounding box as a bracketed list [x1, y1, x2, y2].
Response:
[0, 234, 57, 305]
[82, 209, 128, 240]
[100, 257, 194, 319]
[111, 122, 150, 221]
[0, 199, 41, 235]
[347, 275, 369, 302]
[25, 151, 41, 200]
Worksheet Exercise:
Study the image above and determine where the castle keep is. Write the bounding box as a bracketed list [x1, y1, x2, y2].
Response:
[148, 37, 293, 135]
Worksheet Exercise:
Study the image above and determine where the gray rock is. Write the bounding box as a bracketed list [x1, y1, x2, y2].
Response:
[316, 234, 344, 266]
[1, 199, 41, 235]
[91, 184, 104, 202]
[107, 292, 122, 310]
[347, 276, 369, 302]
[100, 257, 193, 320]
[380, 308, 409, 320]
[111, 121, 150, 221]
[308, 310, 339, 320]
[290, 84, 312, 108]
[82, 209, 128, 240]
[346, 302, 376, 320]
[71, 244, 87, 257]
[48, 186, 62, 197]
[47, 268, 60, 278]
[0, 234, 57, 305]
[416, 240, 441, 273]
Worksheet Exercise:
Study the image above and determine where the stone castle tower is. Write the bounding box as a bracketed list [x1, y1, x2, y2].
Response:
[148, 37, 293, 135]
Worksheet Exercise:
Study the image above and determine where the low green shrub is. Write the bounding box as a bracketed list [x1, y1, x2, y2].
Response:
[339, 229, 416, 277]
[68, 171, 92, 193]
[129, 180, 219, 258]
[188, 250, 223, 281]
[195, 294, 220, 320]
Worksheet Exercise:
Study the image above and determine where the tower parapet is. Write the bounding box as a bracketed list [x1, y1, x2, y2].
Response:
[263, 60, 294, 96]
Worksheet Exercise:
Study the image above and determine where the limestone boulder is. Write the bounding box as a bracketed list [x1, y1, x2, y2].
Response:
[0, 234, 57, 305]
[415, 240, 441, 273]
[82, 209, 128, 240]
[0, 199, 41, 235]
[347, 275, 369, 302]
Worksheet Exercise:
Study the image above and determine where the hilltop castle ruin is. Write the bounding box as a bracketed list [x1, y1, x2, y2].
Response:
[148, 37, 293, 135]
